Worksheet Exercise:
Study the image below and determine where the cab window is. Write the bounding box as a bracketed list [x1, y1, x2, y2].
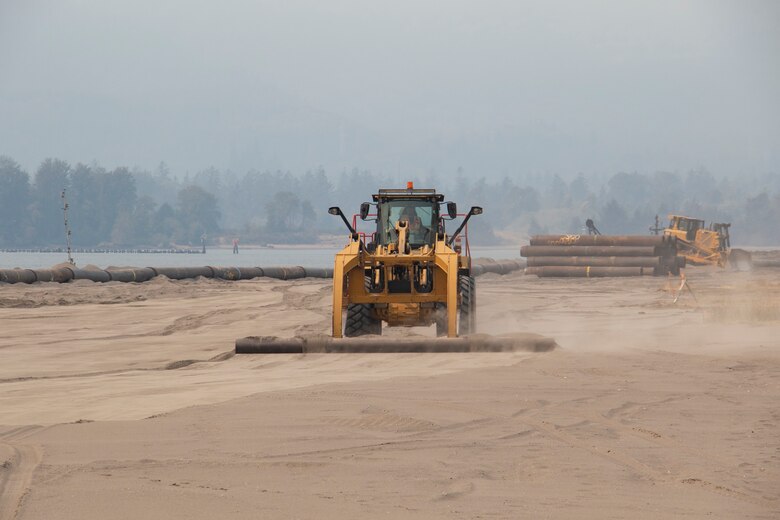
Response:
[378, 201, 436, 246]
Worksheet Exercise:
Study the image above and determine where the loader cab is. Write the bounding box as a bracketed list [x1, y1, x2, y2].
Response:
[379, 200, 437, 247]
[370, 188, 445, 249]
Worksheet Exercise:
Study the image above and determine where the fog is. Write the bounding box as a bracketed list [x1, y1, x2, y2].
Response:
[1, 0, 778, 177]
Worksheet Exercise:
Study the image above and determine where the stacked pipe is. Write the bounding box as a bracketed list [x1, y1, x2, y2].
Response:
[520, 235, 685, 277]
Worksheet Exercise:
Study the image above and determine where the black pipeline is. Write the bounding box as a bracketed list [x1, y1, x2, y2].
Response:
[0, 259, 524, 285]
[0, 265, 334, 284]
[236, 333, 557, 354]
[470, 259, 526, 276]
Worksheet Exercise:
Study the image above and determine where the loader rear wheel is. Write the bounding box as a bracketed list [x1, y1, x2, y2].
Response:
[345, 304, 382, 337]
[459, 275, 476, 335]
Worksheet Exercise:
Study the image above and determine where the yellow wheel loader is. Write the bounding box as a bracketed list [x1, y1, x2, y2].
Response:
[328, 185, 481, 339]
[234, 184, 558, 354]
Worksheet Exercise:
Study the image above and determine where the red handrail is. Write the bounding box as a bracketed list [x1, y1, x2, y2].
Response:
[352, 214, 377, 245]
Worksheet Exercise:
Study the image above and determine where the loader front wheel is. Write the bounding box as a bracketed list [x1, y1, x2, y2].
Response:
[345, 304, 382, 337]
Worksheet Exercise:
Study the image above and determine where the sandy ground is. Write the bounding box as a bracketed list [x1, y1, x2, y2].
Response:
[1, 268, 779, 519]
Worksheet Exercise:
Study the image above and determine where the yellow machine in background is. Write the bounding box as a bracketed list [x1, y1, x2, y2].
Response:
[664, 215, 731, 266]
[328, 185, 482, 338]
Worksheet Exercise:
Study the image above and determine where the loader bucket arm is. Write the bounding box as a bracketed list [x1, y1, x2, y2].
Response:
[433, 240, 460, 337]
[332, 240, 362, 338]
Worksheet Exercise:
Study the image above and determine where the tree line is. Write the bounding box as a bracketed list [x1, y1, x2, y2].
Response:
[1, 155, 779, 248]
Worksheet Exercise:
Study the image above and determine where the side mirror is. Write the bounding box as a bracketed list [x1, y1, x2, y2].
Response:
[360, 202, 370, 220]
[328, 206, 357, 235]
[446, 205, 483, 247]
[447, 202, 457, 219]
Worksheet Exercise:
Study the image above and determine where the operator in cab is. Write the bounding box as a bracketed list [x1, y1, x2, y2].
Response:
[397, 206, 432, 245]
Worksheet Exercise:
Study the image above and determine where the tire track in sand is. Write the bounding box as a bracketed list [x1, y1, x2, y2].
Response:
[0, 350, 235, 385]
[295, 389, 778, 511]
[0, 426, 45, 520]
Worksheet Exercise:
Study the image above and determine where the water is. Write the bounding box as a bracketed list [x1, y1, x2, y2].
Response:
[0, 247, 521, 270]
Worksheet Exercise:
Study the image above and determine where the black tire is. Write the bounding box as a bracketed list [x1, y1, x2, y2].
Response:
[345, 304, 381, 336]
[344, 275, 382, 337]
[458, 275, 476, 336]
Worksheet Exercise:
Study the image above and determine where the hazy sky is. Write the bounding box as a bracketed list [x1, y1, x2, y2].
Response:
[1, 0, 778, 178]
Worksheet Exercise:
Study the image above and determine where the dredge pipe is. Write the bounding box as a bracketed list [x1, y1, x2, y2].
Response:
[0, 269, 37, 284]
[260, 266, 289, 279]
[150, 266, 216, 280]
[521, 245, 672, 257]
[530, 234, 675, 247]
[260, 266, 307, 280]
[471, 264, 486, 276]
[524, 266, 652, 277]
[0, 258, 514, 284]
[71, 268, 111, 282]
[210, 266, 242, 280]
[133, 268, 157, 282]
[302, 267, 334, 278]
[283, 266, 307, 280]
[0, 264, 339, 283]
[31, 268, 75, 283]
[105, 268, 156, 282]
[471, 259, 525, 275]
[752, 258, 780, 268]
[106, 270, 137, 283]
[236, 267, 264, 280]
[235, 333, 557, 354]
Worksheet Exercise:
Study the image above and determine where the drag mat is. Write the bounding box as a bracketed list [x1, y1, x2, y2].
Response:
[235, 333, 557, 354]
